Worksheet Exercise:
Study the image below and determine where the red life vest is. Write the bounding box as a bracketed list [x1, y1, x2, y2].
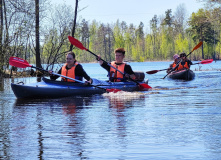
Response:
[110, 61, 125, 82]
[61, 62, 78, 82]
[178, 61, 189, 70]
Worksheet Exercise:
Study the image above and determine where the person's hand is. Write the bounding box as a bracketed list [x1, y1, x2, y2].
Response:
[125, 73, 130, 78]
[84, 79, 93, 85]
[96, 55, 103, 65]
[130, 74, 136, 80]
[48, 70, 53, 75]
[125, 74, 136, 80]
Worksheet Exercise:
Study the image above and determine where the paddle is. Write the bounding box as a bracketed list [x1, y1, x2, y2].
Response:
[68, 36, 152, 90]
[146, 59, 213, 75]
[162, 41, 203, 79]
[192, 59, 213, 65]
[9, 57, 121, 93]
[146, 69, 168, 74]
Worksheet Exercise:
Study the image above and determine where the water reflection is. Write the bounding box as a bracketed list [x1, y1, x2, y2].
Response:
[0, 78, 3, 91]
[12, 96, 97, 159]
[0, 110, 11, 160]
[103, 91, 146, 150]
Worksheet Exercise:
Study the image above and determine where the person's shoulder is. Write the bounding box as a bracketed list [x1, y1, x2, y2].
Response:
[75, 63, 83, 69]
[124, 63, 132, 67]
[76, 63, 82, 66]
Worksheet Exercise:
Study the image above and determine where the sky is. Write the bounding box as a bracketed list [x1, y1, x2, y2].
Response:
[51, 0, 205, 30]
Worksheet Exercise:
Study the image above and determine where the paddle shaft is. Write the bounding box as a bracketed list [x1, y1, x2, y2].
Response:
[9, 56, 122, 93]
[87, 49, 151, 88]
[68, 36, 151, 89]
[30, 65, 86, 84]
[42, 67, 111, 91]
[88, 49, 146, 86]
[162, 58, 188, 79]
[87, 49, 125, 75]
[71, 42, 126, 79]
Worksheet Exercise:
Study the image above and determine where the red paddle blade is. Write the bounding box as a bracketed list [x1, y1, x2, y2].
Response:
[200, 59, 213, 64]
[139, 83, 152, 90]
[106, 88, 122, 93]
[9, 57, 31, 68]
[146, 70, 159, 74]
[68, 36, 87, 51]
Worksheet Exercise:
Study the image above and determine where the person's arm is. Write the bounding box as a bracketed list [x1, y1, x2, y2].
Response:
[124, 64, 136, 79]
[75, 64, 91, 81]
[124, 64, 135, 75]
[187, 60, 193, 65]
[97, 55, 110, 72]
[50, 68, 61, 80]
[101, 62, 110, 72]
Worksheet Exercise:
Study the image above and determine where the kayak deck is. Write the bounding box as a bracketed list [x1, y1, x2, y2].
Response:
[11, 77, 141, 99]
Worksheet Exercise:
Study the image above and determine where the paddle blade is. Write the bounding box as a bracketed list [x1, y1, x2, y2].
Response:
[9, 57, 31, 68]
[106, 88, 122, 93]
[199, 59, 213, 64]
[68, 36, 87, 51]
[146, 69, 167, 74]
[139, 83, 152, 90]
[192, 41, 203, 52]
[146, 70, 159, 74]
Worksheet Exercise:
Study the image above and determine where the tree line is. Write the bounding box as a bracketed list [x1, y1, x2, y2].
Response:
[0, 0, 220, 76]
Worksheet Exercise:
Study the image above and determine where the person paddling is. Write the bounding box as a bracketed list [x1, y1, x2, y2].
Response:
[167, 54, 180, 73]
[97, 48, 136, 82]
[50, 51, 93, 84]
[177, 52, 193, 70]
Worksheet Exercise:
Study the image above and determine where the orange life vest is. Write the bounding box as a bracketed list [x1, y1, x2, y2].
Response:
[110, 61, 125, 82]
[172, 63, 176, 68]
[61, 62, 78, 82]
[178, 61, 189, 70]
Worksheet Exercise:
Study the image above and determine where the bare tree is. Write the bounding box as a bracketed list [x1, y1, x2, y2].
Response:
[41, 3, 74, 70]
[70, 0, 78, 51]
[174, 4, 187, 34]
[35, 0, 42, 68]
[0, 0, 3, 75]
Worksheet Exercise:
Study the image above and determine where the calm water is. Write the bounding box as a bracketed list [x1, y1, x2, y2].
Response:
[1, 61, 221, 160]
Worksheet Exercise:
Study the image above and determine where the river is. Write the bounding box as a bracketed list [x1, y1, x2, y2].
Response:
[0, 61, 221, 160]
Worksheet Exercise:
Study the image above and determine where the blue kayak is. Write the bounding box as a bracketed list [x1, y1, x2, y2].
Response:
[11, 77, 141, 99]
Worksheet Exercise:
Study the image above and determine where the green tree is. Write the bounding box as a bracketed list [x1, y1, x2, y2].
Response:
[188, 9, 219, 59]
[163, 9, 174, 27]
[150, 15, 159, 59]
[113, 20, 125, 49]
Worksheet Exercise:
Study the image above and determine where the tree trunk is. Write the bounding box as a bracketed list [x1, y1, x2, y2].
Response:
[200, 26, 204, 59]
[70, 0, 78, 51]
[35, 0, 42, 68]
[0, 0, 3, 74]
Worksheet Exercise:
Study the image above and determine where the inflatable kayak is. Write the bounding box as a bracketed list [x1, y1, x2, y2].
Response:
[11, 77, 142, 99]
[168, 69, 195, 81]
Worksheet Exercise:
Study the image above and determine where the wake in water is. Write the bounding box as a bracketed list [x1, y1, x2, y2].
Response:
[103, 91, 144, 100]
